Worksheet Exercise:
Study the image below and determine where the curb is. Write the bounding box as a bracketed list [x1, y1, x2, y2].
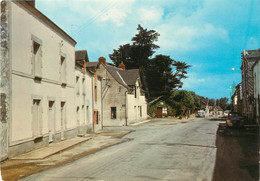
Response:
[130, 119, 152, 126]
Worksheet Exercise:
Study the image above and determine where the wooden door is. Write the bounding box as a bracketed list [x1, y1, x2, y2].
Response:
[94, 111, 98, 125]
[157, 107, 162, 118]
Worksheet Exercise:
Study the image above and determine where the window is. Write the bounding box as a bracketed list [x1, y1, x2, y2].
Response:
[33, 99, 42, 137]
[140, 106, 142, 117]
[82, 105, 85, 123]
[118, 87, 121, 93]
[61, 101, 66, 139]
[60, 56, 66, 84]
[33, 42, 42, 79]
[94, 85, 97, 102]
[162, 107, 167, 114]
[111, 107, 116, 119]
[76, 76, 79, 94]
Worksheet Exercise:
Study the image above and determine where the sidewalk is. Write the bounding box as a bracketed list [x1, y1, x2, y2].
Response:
[12, 136, 92, 160]
[1, 129, 132, 181]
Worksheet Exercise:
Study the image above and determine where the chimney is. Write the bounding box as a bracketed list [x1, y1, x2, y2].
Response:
[26, 0, 35, 7]
[98, 57, 106, 66]
[118, 62, 125, 70]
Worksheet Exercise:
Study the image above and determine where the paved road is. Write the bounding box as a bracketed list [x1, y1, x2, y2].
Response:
[22, 118, 219, 181]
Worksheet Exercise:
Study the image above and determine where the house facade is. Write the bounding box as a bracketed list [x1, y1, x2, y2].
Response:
[85, 60, 103, 130]
[231, 83, 242, 114]
[240, 49, 260, 123]
[253, 60, 260, 124]
[88, 58, 147, 126]
[6, 1, 77, 157]
[75, 50, 96, 135]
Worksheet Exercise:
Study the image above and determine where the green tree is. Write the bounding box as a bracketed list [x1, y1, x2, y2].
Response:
[109, 24, 190, 100]
[146, 55, 190, 98]
[208, 99, 216, 106]
[109, 24, 160, 69]
[219, 97, 229, 110]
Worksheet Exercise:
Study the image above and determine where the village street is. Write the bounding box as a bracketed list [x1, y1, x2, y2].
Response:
[21, 118, 219, 181]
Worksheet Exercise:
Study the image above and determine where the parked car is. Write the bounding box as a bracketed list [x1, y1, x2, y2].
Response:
[226, 113, 244, 128]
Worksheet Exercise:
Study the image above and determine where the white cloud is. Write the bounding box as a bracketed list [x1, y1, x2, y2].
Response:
[246, 37, 259, 50]
[137, 7, 164, 25]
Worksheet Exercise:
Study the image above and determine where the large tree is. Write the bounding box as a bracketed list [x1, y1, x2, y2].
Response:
[146, 55, 190, 98]
[109, 24, 190, 100]
[218, 97, 229, 110]
[109, 24, 160, 69]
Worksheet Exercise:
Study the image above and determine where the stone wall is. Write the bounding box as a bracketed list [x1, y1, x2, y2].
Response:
[0, 0, 10, 161]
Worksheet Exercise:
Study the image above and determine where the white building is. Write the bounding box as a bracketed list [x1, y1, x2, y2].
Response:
[7, 1, 77, 157]
[75, 50, 102, 134]
[253, 59, 260, 124]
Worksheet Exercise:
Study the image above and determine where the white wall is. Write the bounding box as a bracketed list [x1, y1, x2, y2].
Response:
[75, 68, 93, 133]
[127, 80, 147, 123]
[10, 2, 76, 145]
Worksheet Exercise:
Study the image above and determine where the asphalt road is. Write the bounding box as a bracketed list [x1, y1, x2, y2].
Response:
[22, 118, 219, 181]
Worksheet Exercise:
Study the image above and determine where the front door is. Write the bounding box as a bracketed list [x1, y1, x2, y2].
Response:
[61, 102, 65, 140]
[157, 107, 162, 118]
[48, 101, 55, 143]
[94, 111, 98, 125]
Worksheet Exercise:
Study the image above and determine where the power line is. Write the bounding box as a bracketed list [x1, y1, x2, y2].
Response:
[72, 0, 118, 36]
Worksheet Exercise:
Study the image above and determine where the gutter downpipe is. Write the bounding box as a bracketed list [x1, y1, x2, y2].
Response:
[91, 75, 95, 133]
[125, 89, 128, 126]
[101, 78, 103, 129]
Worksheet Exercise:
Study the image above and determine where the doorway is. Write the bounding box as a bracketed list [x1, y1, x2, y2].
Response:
[48, 101, 55, 143]
[61, 102, 66, 140]
[157, 107, 162, 118]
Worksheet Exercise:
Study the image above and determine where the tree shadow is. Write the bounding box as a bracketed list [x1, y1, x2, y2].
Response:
[212, 123, 259, 181]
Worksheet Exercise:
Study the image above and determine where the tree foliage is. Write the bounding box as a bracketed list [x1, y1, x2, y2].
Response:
[109, 24, 190, 100]
[146, 55, 190, 98]
[109, 24, 160, 69]
[170, 90, 201, 116]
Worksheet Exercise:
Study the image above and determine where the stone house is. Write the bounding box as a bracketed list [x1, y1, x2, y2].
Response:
[86, 58, 147, 126]
[4, 0, 78, 158]
[241, 49, 260, 123]
[253, 59, 260, 124]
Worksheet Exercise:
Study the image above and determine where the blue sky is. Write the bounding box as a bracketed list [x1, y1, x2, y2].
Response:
[36, 0, 260, 100]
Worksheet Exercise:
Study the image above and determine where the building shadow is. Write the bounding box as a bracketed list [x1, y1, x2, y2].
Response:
[212, 123, 259, 181]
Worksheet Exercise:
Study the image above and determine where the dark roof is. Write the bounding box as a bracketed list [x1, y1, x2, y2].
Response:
[214, 106, 223, 111]
[106, 65, 127, 87]
[86, 62, 99, 68]
[118, 69, 139, 86]
[75, 50, 89, 62]
[148, 96, 163, 104]
[243, 49, 260, 59]
[252, 59, 260, 69]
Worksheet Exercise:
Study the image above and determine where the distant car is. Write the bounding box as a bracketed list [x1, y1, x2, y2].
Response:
[223, 110, 231, 117]
[226, 113, 244, 128]
[196, 110, 205, 117]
